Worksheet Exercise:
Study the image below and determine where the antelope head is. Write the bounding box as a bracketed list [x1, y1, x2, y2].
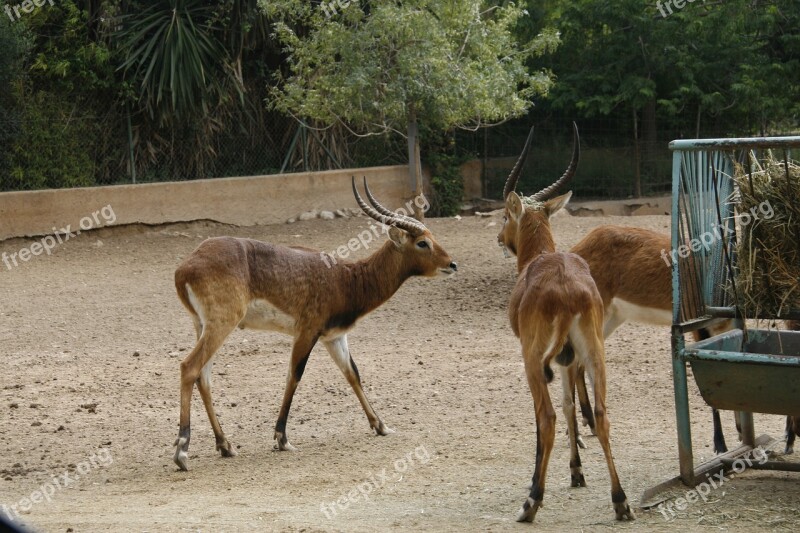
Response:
[353, 177, 457, 277]
[497, 123, 580, 258]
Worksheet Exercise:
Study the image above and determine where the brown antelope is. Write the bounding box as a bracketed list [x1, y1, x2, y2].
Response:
[572, 226, 732, 448]
[499, 125, 634, 522]
[496, 127, 734, 454]
[171, 178, 457, 471]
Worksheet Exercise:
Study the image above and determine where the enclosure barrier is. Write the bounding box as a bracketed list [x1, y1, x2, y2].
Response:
[652, 136, 800, 498]
[0, 166, 409, 241]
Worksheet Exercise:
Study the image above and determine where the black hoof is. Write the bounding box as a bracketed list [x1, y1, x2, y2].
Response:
[614, 500, 635, 521]
[516, 497, 542, 522]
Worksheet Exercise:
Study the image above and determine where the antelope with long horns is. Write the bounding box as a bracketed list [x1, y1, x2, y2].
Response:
[497, 128, 733, 455]
[171, 178, 457, 471]
[499, 124, 634, 522]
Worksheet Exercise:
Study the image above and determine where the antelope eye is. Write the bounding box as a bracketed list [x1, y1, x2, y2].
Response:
[416, 240, 429, 249]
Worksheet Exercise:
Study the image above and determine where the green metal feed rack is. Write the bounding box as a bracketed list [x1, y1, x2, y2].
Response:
[661, 136, 800, 495]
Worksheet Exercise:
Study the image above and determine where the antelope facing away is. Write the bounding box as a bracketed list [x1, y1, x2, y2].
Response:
[172, 178, 457, 471]
[497, 127, 733, 454]
[498, 126, 634, 522]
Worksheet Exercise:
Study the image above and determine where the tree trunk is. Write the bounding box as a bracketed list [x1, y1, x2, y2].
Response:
[642, 97, 657, 153]
[640, 98, 658, 198]
[407, 105, 424, 220]
[695, 104, 702, 138]
[632, 107, 642, 198]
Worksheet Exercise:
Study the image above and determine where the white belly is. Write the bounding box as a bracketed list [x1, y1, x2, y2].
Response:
[239, 299, 296, 335]
[610, 298, 672, 326]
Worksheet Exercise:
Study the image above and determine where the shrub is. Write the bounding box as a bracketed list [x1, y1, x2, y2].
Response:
[8, 92, 95, 190]
[426, 151, 469, 217]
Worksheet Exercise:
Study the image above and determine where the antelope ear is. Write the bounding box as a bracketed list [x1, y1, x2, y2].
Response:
[506, 192, 525, 221]
[387, 226, 409, 248]
[544, 191, 572, 218]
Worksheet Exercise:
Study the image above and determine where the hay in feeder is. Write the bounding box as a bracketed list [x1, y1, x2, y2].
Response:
[733, 153, 800, 318]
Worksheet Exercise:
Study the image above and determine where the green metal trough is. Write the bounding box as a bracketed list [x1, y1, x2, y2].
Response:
[688, 329, 800, 414]
[645, 135, 800, 502]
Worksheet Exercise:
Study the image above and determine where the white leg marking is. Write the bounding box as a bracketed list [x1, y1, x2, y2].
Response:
[602, 303, 626, 338]
[186, 284, 206, 332]
[569, 322, 596, 388]
[322, 335, 394, 436]
[323, 335, 351, 372]
[200, 360, 213, 388]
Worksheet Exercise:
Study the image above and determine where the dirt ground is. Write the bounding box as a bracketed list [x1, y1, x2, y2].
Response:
[1, 211, 798, 532]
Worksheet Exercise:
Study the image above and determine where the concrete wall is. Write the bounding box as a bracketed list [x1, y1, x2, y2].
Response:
[0, 166, 410, 241]
[459, 160, 483, 200]
[567, 195, 671, 217]
[457, 157, 672, 216]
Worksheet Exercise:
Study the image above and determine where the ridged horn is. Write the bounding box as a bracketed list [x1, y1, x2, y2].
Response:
[503, 126, 535, 199]
[531, 122, 580, 202]
[352, 177, 425, 237]
[363, 177, 426, 228]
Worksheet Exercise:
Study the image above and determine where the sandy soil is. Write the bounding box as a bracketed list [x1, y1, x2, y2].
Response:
[1, 211, 798, 532]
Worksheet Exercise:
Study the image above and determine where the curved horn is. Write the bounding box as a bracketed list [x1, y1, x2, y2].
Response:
[503, 126, 535, 199]
[352, 177, 425, 236]
[363, 177, 426, 228]
[531, 122, 580, 202]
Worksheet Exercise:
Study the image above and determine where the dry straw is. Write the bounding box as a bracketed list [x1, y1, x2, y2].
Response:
[733, 152, 800, 318]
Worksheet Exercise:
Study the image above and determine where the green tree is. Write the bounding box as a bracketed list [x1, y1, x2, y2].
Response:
[724, 1, 800, 134]
[0, 16, 31, 186]
[523, 0, 800, 196]
[113, 0, 291, 180]
[3, 0, 113, 190]
[264, 0, 558, 216]
[116, 0, 243, 125]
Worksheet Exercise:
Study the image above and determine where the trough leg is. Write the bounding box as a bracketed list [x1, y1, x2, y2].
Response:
[671, 331, 695, 486]
[738, 411, 755, 448]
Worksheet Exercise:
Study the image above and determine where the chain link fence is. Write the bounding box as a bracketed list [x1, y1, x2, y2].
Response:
[454, 116, 676, 201]
[0, 97, 313, 191]
[0, 93, 681, 200]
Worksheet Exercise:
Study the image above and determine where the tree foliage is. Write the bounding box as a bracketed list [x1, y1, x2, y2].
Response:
[1, 0, 797, 193]
[264, 0, 558, 209]
[266, 0, 558, 133]
[1, 1, 112, 189]
[116, 0, 250, 126]
[0, 16, 31, 181]
[527, 0, 800, 135]
[513, 0, 799, 196]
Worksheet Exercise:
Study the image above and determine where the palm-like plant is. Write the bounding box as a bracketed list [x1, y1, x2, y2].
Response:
[116, 0, 241, 125]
